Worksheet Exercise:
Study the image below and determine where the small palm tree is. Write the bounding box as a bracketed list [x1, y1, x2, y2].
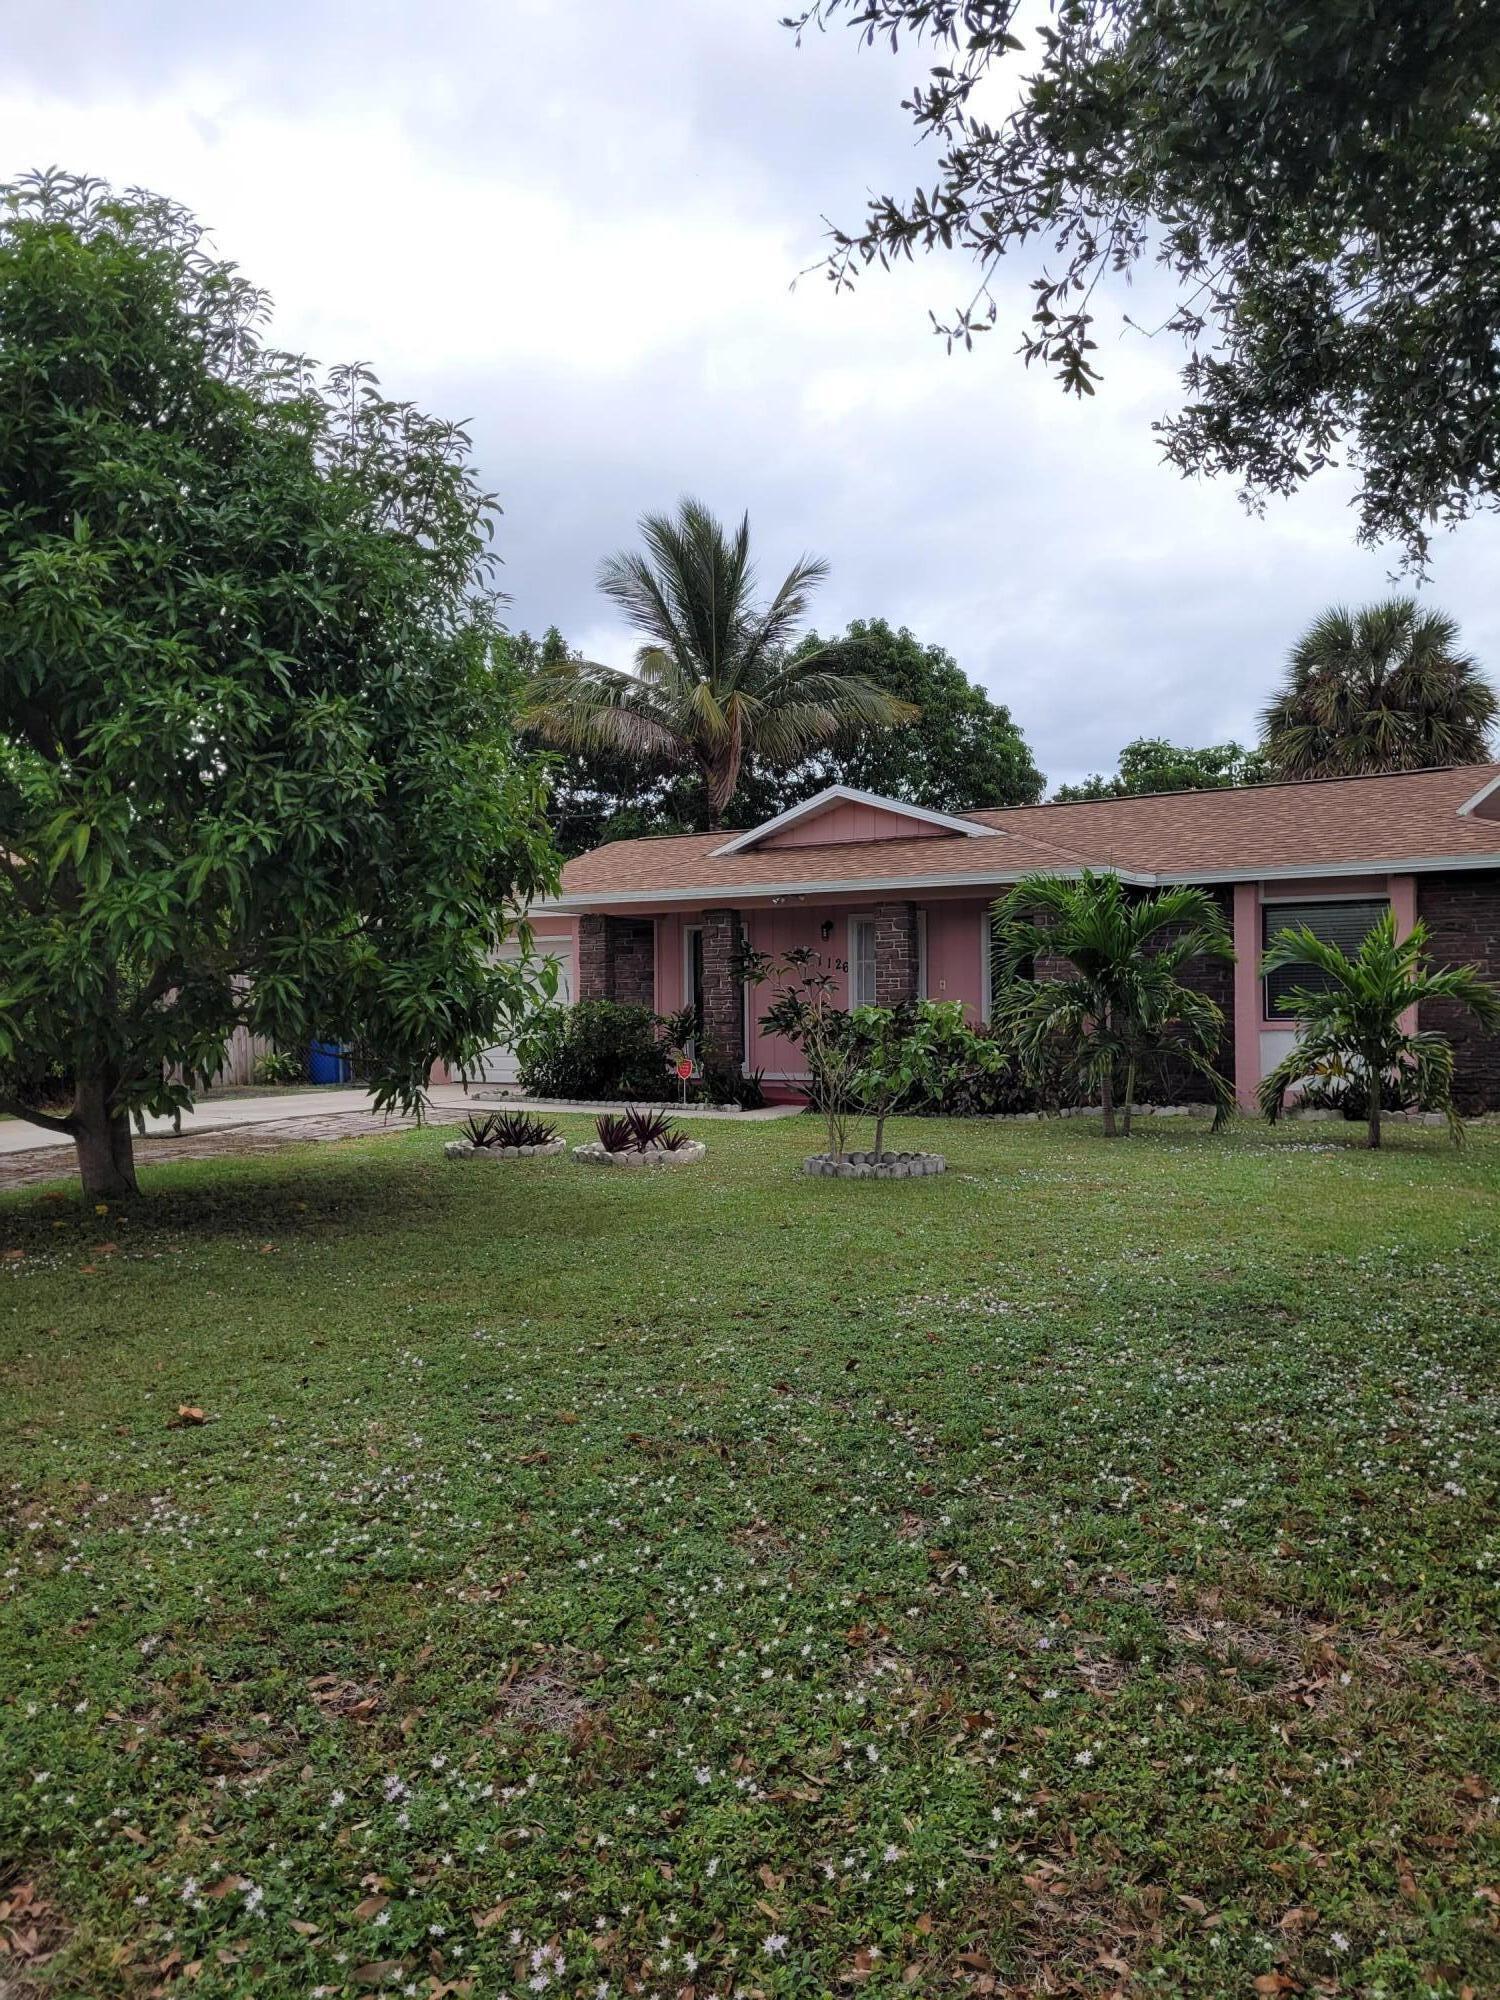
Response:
[1262, 599, 1496, 778]
[994, 871, 1236, 1134]
[1259, 912, 1500, 1148]
[519, 498, 915, 829]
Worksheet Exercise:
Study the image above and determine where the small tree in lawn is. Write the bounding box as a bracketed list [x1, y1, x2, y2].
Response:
[994, 872, 1236, 1134]
[849, 999, 1002, 1158]
[0, 172, 557, 1196]
[1259, 912, 1500, 1148]
[747, 947, 865, 1162]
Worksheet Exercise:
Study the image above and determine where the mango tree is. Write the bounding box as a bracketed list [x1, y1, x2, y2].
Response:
[0, 172, 556, 1195]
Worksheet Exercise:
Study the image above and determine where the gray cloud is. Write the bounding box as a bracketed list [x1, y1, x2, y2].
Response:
[7, 0, 1498, 790]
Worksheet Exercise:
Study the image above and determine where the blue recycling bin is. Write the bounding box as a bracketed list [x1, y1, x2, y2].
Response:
[308, 1041, 352, 1085]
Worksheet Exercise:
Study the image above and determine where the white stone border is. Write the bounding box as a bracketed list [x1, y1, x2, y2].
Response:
[572, 1139, 708, 1169]
[804, 1150, 946, 1179]
[443, 1136, 567, 1161]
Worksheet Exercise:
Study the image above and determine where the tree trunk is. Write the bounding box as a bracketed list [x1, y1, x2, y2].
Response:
[1121, 1057, 1137, 1138]
[1100, 1067, 1117, 1138]
[1367, 1071, 1382, 1151]
[72, 1072, 140, 1198]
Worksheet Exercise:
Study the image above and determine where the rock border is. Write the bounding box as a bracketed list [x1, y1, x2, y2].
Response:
[804, 1150, 945, 1179]
[572, 1139, 708, 1169]
[443, 1136, 567, 1161]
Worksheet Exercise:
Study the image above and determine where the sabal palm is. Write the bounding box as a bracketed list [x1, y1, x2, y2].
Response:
[1259, 911, 1500, 1148]
[1262, 599, 1497, 778]
[994, 871, 1236, 1133]
[519, 498, 915, 829]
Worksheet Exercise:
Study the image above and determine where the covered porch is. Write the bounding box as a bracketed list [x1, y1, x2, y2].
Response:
[575, 894, 997, 1095]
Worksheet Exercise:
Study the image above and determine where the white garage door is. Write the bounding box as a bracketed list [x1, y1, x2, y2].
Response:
[471, 941, 573, 1086]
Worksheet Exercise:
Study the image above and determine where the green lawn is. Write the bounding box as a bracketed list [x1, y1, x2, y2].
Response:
[2, 1115, 1498, 2000]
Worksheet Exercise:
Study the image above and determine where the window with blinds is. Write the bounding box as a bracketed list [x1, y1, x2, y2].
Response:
[1261, 898, 1387, 1015]
[850, 918, 877, 1006]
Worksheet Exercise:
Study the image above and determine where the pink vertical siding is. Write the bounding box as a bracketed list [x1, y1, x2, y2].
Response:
[924, 900, 990, 1019]
[1390, 873, 1418, 1031]
[741, 906, 851, 1075]
[760, 801, 950, 847]
[1232, 882, 1262, 1110]
[656, 913, 686, 1015]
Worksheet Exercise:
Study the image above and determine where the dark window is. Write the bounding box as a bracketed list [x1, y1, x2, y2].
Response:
[1261, 898, 1387, 1016]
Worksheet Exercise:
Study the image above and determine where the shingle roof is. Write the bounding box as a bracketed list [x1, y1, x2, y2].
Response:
[553, 764, 1500, 907]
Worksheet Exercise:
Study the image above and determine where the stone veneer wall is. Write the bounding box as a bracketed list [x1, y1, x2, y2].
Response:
[699, 908, 744, 1064]
[873, 902, 919, 1006]
[1024, 886, 1236, 1104]
[1417, 870, 1500, 1111]
[1162, 885, 1237, 1104]
[574, 915, 656, 1009]
[606, 919, 655, 1008]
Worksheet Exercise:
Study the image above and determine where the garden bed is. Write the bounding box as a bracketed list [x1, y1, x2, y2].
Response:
[443, 1135, 566, 1161]
[803, 1148, 945, 1178]
[573, 1137, 706, 1168]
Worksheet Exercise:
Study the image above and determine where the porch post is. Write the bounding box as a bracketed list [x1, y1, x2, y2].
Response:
[576, 915, 610, 1002]
[699, 908, 744, 1065]
[873, 902, 919, 1005]
[574, 915, 656, 1007]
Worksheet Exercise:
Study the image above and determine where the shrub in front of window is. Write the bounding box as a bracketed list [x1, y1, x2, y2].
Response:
[514, 1001, 674, 1101]
[1259, 911, 1500, 1149]
[993, 871, 1237, 1136]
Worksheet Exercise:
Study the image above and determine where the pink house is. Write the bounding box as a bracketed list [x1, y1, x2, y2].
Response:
[516, 769, 1500, 1110]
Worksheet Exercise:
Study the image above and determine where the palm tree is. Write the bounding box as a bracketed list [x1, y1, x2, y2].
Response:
[519, 498, 916, 829]
[993, 871, 1236, 1134]
[1258, 912, 1500, 1148]
[1262, 599, 1496, 778]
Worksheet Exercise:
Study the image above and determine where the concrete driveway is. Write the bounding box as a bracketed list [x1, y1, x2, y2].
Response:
[0, 1085, 426, 1158]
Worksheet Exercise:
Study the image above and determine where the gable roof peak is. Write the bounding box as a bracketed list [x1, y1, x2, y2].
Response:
[710, 784, 999, 857]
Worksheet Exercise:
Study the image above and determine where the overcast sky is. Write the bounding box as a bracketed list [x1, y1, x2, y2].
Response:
[9, 0, 1500, 789]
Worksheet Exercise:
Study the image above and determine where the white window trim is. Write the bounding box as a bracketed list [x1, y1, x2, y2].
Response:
[848, 913, 878, 1008]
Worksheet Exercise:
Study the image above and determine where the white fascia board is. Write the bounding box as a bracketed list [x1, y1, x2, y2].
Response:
[709, 784, 999, 857]
[1457, 772, 1500, 817]
[1153, 850, 1500, 887]
[536, 863, 1147, 911]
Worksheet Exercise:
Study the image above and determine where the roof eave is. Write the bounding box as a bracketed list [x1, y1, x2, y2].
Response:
[540, 846, 1500, 912]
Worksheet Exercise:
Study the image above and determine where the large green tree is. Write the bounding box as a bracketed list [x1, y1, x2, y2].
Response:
[790, 1, 1500, 563]
[1261, 599, 1496, 778]
[506, 627, 690, 854]
[783, 617, 1041, 809]
[515, 615, 1040, 850]
[0, 172, 556, 1196]
[1053, 737, 1270, 802]
[518, 498, 914, 830]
